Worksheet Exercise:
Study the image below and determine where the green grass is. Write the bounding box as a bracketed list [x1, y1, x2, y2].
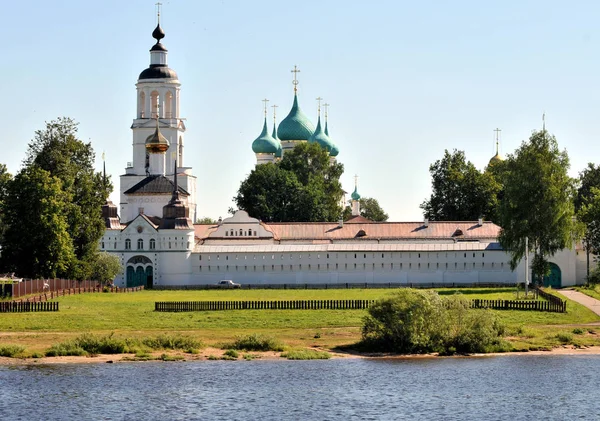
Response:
[1, 288, 599, 355]
[0, 344, 25, 357]
[224, 334, 284, 352]
[575, 285, 600, 301]
[281, 349, 331, 360]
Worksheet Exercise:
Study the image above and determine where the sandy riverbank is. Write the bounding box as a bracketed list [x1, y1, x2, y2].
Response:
[2, 345, 600, 366]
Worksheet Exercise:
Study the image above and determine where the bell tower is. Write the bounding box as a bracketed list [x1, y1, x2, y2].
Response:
[120, 7, 197, 223]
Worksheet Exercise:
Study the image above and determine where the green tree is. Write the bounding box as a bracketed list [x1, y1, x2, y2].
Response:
[234, 143, 345, 222]
[24, 118, 110, 279]
[574, 163, 600, 279]
[498, 130, 576, 283]
[1, 167, 74, 278]
[421, 149, 500, 221]
[343, 197, 389, 221]
[575, 163, 600, 212]
[196, 217, 218, 224]
[90, 252, 122, 285]
[577, 187, 600, 280]
[0, 164, 12, 259]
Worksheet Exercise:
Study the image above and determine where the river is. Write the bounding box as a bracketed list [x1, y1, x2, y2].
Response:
[1, 356, 599, 420]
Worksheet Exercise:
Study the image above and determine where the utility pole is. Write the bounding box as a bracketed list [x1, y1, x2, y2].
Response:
[524, 237, 529, 296]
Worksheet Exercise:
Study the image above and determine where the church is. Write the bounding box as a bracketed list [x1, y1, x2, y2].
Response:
[100, 19, 587, 289]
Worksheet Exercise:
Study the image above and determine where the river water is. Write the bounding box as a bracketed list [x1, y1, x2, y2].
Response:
[1, 356, 599, 420]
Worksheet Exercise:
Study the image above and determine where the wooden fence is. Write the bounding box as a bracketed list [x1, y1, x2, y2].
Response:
[3, 286, 144, 306]
[0, 301, 59, 313]
[6, 279, 102, 299]
[471, 298, 566, 313]
[155, 299, 375, 312]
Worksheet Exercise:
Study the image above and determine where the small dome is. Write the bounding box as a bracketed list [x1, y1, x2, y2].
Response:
[308, 116, 334, 154]
[277, 94, 315, 141]
[252, 118, 280, 154]
[351, 186, 361, 201]
[152, 23, 165, 42]
[488, 152, 503, 166]
[146, 123, 170, 153]
[139, 65, 178, 80]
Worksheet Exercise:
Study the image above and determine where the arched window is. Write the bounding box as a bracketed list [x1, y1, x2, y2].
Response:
[149, 239, 156, 250]
[137, 239, 144, 250]
[125, 239, 131, 250]
[139, 91, 146, 118]
[165, 91, 173, 118]
[151, 90, 159, 118]
[101, 242, 105, 249]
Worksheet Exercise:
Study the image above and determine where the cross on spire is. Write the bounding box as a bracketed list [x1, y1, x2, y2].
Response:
[271, 104, 278, 121]
[493, 128, 501, 154]
[291, 65, 300, 93]
[542, 112, 546, 131]
[323, 103, 330, 120]
[156, 2, 162, 23]
[354, 174, 359, 188]
[316, 97, 323, 115]
[262, 98, 269, 117]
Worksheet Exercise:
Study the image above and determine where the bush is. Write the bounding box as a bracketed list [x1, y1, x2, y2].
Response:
[225, 334, 284, 352]
[46, 342, 87, 357]
[281, 349, 331, 360]
[142, 334, 203, 351]
[572, 328, 584, 335]
[0, 344, 25, 358]
[75, 333, 128, 354]
[587, 267, 600, 285]
[361, 290, 505, 354]
[224, 349, 239, 359]
[556, 332, 573, 344]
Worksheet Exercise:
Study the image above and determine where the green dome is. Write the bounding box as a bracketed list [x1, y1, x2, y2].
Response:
[277, 94, 315, 141]
[324, 121, 339, 157]
[272, 119, 283, 158]
[308, 116, 334, 154]
[351, 186, 361, 201]
[252, 118, 280, 154]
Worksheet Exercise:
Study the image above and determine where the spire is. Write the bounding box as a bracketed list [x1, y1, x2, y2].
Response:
[159, 157, 193, 230]
[488, 128, 504, 166]
[323, 103, 330, 136]
[291, 65, 300, 94]
[351, 174, 361, 216]
[271, 104, 278, 139]
[173, 157, 178, 199]
[152, 2, 165, 43]
[494, 128, 501, 155]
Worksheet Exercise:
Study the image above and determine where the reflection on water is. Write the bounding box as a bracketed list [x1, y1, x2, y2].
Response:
[1, 356, 600, 420]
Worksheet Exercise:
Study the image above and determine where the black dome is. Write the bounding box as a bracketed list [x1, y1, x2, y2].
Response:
[138, 65, 178, 80]
[150, 43, 167, 52]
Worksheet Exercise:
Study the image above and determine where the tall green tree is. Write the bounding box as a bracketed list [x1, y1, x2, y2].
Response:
[24, 118, 110, 279]
[90, 252, 122, 285]
[577, 186, 600, 279]
[498, 130, 576, 283]
[574, 163, 600, 278]
[1, 167, 74, 278]
[234, 143, 345, 222]
[343, 197, 389, 221]
[0, 164, 11, 259]
[421, 149, 500, 221]
[575, 163, 600, 212]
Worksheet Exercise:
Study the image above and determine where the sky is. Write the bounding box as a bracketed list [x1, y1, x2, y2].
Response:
[3, 0, 600, 221]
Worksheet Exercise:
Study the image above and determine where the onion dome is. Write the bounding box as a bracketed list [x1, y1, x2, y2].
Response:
[159, 160, 193, 230]
[277, 94, 315, 141]
[252, 118, 280, 154]
[145, 120, 170, 153]
[324, 120, 339, 157]
[488, 152, 503, 166]
[351, 186, 361, 201]
[272, 125, 283, 158]
[138, 23, 179, 80]
[308, 116, 335, 154]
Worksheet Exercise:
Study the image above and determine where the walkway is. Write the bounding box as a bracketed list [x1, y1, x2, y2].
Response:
[556, 289, 600, 317]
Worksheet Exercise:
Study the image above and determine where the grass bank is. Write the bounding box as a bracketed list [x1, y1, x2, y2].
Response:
[1, 288, 598, 358]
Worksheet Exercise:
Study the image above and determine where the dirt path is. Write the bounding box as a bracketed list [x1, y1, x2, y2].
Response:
[556, 289, 600, 317]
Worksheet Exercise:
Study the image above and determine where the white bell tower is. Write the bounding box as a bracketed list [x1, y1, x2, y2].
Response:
[120, 8, 197, 223]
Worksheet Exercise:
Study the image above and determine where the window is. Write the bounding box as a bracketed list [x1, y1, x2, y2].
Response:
[199, 255, 202, 261]
[225, 232, 228, 237]
[101, 242, 105, 249]
[125, 239, 131, 250]
[150, 239, 156, 250]
[113, 242, 116, 249]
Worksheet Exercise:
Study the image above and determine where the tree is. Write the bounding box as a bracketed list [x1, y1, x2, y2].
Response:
[234, 143, 345, 222]
[575, 163, 600, 212]
[24, 118, 110, 279]
[574, 163, 600, 279]
[498, 130, 576, 283]
[0, 164, 11, 259]
[196, 217, 218, 224]
[577, 187, 600, 280]
[1, 167, 74, 279]
[343, 197, 389, 221]
[90, 252, 122, 285]
[421, 149, 500, 221]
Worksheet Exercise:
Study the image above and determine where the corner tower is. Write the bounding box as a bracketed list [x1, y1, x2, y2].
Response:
[120, 10, 197, 223]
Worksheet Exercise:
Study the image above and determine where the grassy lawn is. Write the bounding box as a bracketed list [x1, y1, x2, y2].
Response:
[575, 285, 600, 301]
[1, 288, 599, 355]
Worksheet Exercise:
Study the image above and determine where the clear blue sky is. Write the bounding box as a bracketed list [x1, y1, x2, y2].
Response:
[3, 0, 600, 221]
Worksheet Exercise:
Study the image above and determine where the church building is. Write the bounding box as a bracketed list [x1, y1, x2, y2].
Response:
[101, 18, 587, 289]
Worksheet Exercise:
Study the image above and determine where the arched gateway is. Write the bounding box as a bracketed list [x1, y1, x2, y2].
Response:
[126, 256, 153, 288]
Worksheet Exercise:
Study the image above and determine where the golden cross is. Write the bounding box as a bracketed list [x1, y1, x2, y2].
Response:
[262, 98, 269, 117]
[291, 65, 300, 92]
[156, 2, 162, 23]
[493, 128, 501, 154]
[271, 104, 278, 121]
[354, 174, 359, 188]
[323, 103, 330, 120]
[542, 112, 546, 131]
[316, 97, 323, 115]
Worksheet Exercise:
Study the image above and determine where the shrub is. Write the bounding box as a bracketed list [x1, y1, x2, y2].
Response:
[556, 332, 573, 344]
[142, 334, 203, 351]
[281, 349, 331, 360]
[159, 353, 184, 361]
[572, 328, 584, 335]
[0, 344, 25, 358]
[46, 342, 87, 357]
[207, 355, 219, 360]
[225, 334, 284, 352]
[224, 349, 239, 359]
[75, 333, 128, 354]
[361, 290, 505, 354]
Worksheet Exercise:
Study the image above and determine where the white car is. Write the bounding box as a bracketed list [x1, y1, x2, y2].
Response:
[216, 280, 241, 289]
